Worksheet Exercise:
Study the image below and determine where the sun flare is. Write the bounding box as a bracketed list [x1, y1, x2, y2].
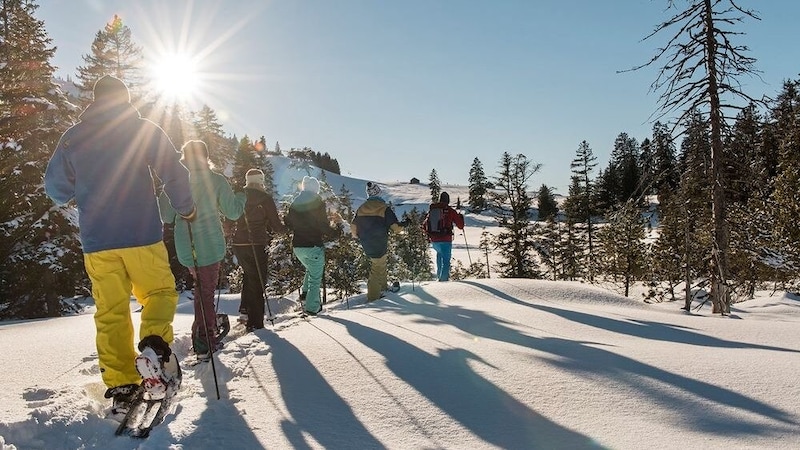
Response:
[151, 53, 200, 102]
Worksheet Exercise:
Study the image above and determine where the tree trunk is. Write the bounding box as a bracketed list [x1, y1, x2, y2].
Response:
[683, 205, 692, 311]
[704, 0, 731, 315]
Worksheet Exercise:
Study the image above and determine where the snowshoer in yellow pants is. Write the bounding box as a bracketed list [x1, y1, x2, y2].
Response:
[84, 242, 178, 388]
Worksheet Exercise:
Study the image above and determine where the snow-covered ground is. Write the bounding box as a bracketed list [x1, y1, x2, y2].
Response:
[2, 280, 799, 449]
[3, 160, 799, 449]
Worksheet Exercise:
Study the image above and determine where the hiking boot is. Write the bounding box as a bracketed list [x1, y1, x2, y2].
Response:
[237, 313, 248, 325]
[217, 314, 231, 340]
[194, 344, 222, 362]
[136, 335, 181, 399]
[193, 336, 222, 361]
[138, 335, 172, 359]
[245, 324, 264, 333]
[104, 383, 140, 420]
[304, 304, 323, 316]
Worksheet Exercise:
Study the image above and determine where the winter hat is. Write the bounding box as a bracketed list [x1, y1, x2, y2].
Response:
[245, 168, 265, 187]
[302, 176, 320, 194]
[366, 181, 382, 197]
[439, 191, 450, 204]
[93, 75, 130, 104]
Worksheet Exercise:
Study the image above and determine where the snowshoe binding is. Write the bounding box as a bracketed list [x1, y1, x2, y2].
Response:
[115, 335, 181, 438]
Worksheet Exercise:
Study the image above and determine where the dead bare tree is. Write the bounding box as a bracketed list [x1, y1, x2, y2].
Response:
[622, 0, 763, 314]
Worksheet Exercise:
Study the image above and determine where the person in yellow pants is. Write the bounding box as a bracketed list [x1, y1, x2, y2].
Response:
[84, 243, 178, 387]
[44, 75, 196, 418]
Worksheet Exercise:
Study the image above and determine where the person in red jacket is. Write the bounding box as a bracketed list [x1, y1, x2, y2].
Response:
[424, 192, 465, 281]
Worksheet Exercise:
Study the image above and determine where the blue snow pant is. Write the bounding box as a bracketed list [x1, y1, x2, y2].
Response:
[431, 241, 453, 281]
[293, 246, 325, 313]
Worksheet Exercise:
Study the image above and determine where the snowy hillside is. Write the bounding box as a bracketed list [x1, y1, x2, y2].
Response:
[53, 76, 83, 101]
[267, 155, 472, 216]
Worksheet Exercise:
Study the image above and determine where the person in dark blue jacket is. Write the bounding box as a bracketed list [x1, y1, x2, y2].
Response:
[351, 181, 406, 301]
[44, 75, 193, 419]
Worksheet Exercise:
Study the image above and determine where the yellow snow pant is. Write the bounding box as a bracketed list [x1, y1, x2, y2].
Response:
[367, 254, 388, 301]
[83, 241, 178, 388]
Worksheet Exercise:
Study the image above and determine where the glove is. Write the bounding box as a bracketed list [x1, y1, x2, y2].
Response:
[180, 204, 197, 222]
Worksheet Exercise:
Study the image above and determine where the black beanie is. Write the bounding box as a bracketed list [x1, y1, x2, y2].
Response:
[93, 75, 130, 103]
[439, 191, 450, 204]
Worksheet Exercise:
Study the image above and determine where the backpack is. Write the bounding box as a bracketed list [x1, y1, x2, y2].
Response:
[426, 204, 453, 235]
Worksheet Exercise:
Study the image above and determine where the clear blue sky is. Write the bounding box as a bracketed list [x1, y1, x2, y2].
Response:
[37, 0, 800, 194]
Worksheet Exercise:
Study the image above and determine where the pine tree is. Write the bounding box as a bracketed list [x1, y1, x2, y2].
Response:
[536, 184, 558, 222]
[232, 135, 258, 189]
[767, 79, 800, 288]
[560, 220, 584, 282]
[567, 140, 598, 281]
[266, 231, 305, 299]
[610, 132, 642, 205]
[0, 0, 84, 318]
[532, 219, 560, 280]
[723, 104, 763, 205]
[673, 111, 714, 310]
[478, 230, 494, 278]
[490, 152, 541, 278]
[650, 121, 679, 205]
[639, 137, 654, 196]
[647, 194, 685, 303]
[393, 208, 433, 281]
[596, 201, 648, 297]
[467, 157, 488, 212]
[592, 166, 618, 214]
[192, 105, 233, 169]
[316, 181, 363, 300]
[428, 169, 441, 203]
[261, 158, 276, 195]
[75, 15, 144, 103]
[722, 105, 775, 297]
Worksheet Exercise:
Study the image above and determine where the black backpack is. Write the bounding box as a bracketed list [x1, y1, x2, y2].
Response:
[426, 204, 452, 235]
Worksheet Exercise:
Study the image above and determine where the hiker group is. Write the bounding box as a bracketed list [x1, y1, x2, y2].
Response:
[42, 75, 467, 420]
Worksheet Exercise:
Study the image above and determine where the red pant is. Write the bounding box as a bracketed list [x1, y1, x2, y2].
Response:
[188, 262, 220, 351]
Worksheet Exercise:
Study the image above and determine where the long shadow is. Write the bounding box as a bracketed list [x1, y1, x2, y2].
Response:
[259, 332, 384, 449]
[534, 303, 800, 353]
[462, 280, 800, 353]
[174, 397, 264, 448]
[377, 288, 798, 434]
[328, 316, 604, 450]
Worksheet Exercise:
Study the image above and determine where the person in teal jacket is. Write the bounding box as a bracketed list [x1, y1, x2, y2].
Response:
[160, 140, 245, 358]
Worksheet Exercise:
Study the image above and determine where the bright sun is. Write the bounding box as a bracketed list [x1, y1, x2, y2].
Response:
[151, 53, 200, 102]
